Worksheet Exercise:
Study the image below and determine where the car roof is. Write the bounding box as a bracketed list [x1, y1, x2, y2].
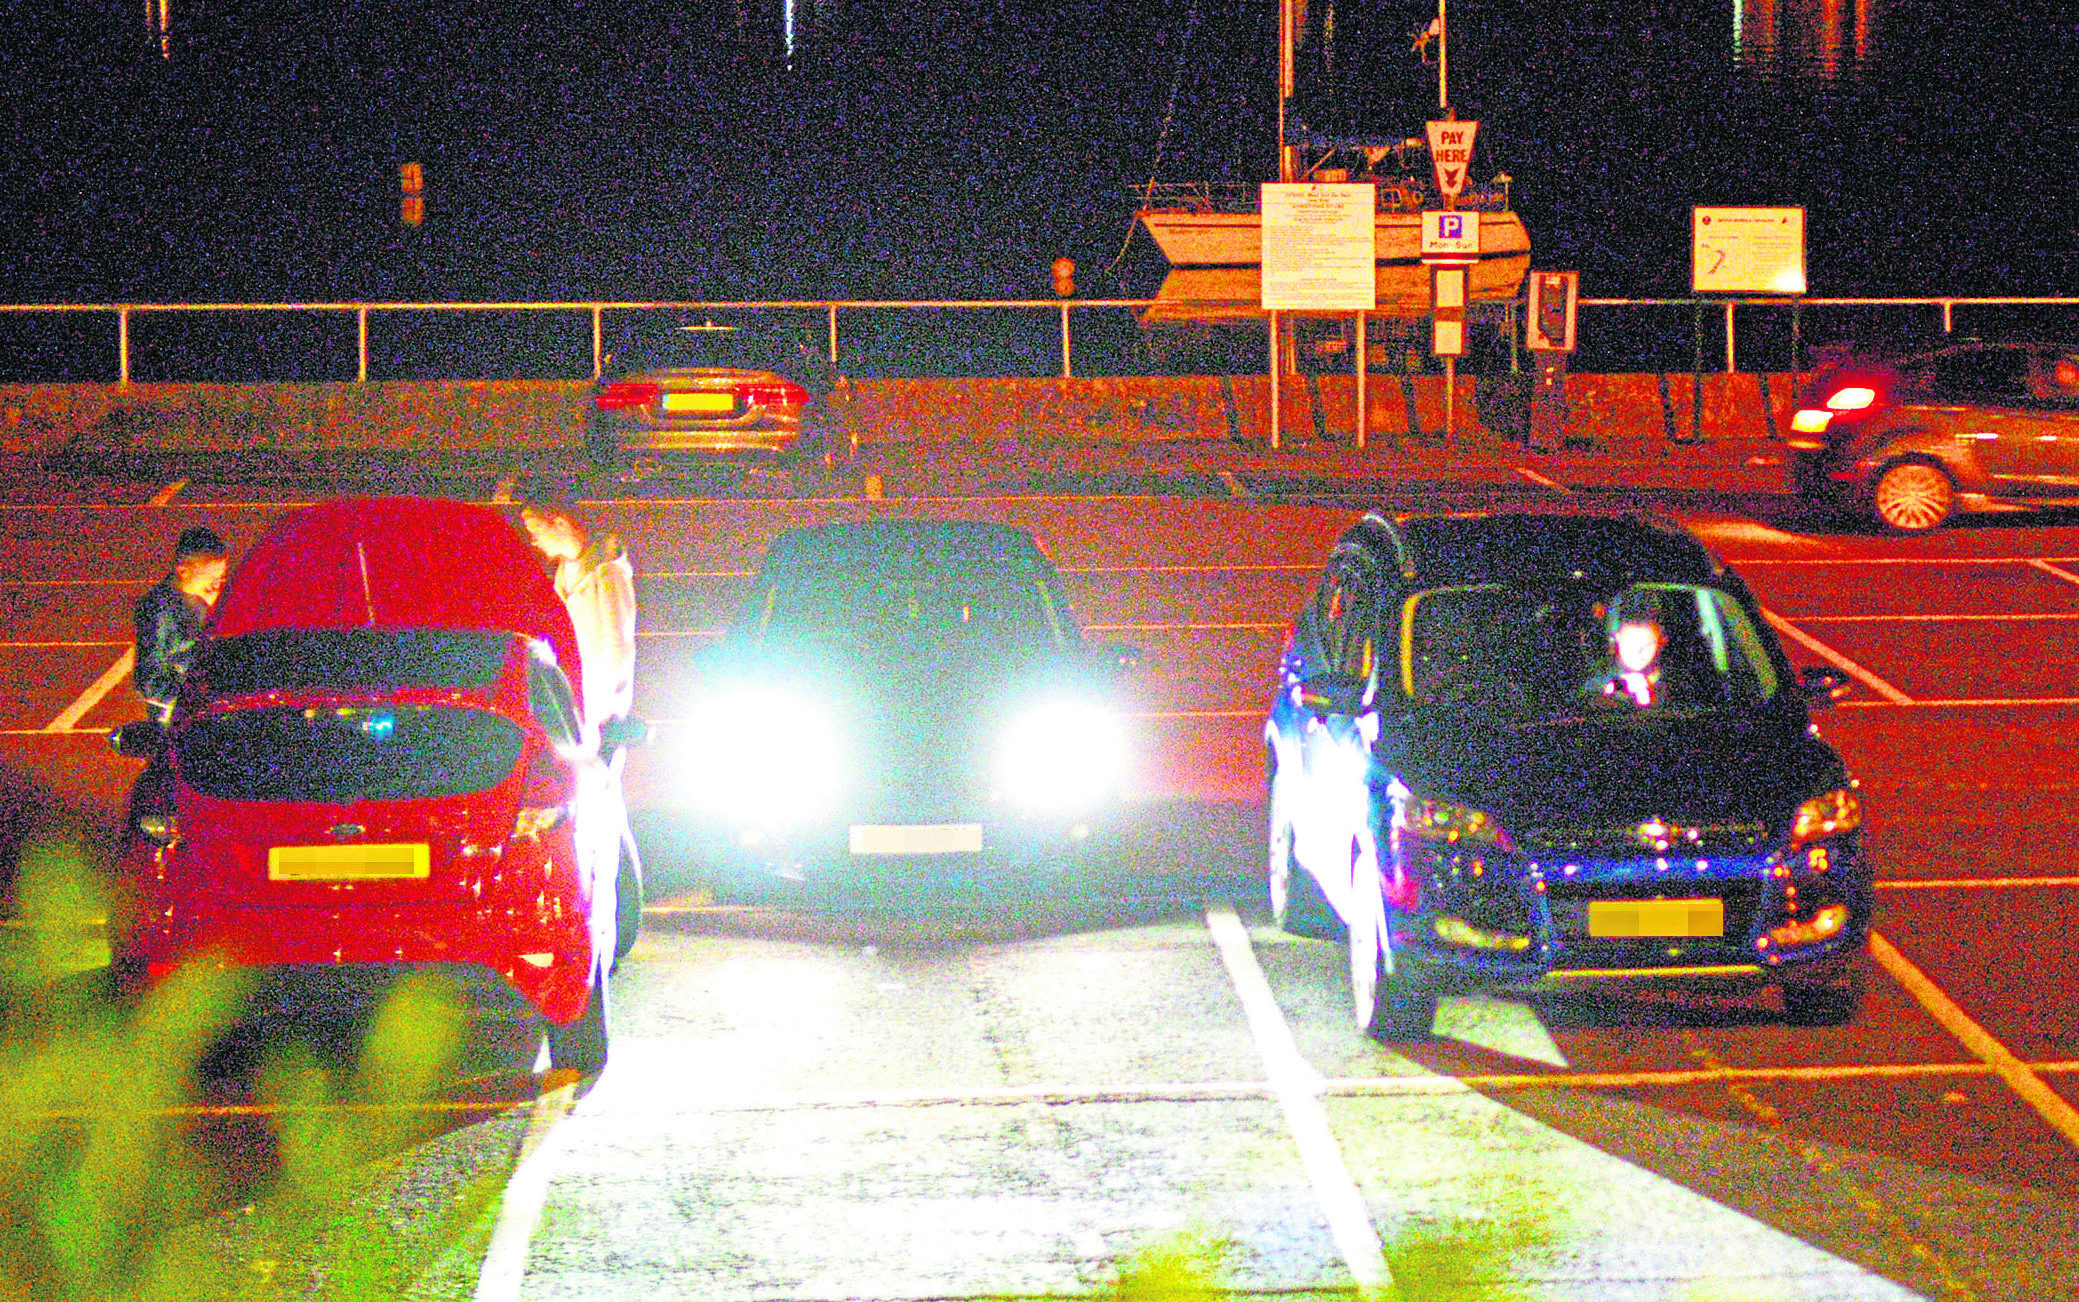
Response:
[1351, 511, 1722, 590]
[757, 520, 1053, 576]
[208, 497, 582, 693]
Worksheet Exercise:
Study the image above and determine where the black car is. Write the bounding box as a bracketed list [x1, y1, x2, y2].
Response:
[1264, 511, 1872, 1038]
[681, 520, 1137, 905]
[585, 315, 846, 467]
[1787, 339, 2079, 532]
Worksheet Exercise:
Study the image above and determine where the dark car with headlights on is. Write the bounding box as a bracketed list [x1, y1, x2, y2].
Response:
[682, 520, 1135, 906]
[1264, 511, 1871, 1039]
[1786, 339, 2079, 532]
[585, 315, 844, 468]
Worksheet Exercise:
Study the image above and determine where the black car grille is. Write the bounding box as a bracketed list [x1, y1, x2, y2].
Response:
[1517, 819, 1772, 859]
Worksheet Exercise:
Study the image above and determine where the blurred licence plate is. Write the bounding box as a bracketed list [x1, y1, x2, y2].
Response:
[849, 824, 984, 855]
[269, 843, 430, 882]
[1588, 898, 1723, 938]
[662, 391, 734, 413]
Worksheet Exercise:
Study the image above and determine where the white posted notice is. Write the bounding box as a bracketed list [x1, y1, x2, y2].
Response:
[1692, 206, 1806, 294]
[1261, 183, 1377, 311]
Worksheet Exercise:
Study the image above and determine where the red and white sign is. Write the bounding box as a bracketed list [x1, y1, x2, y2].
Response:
[1425, 119, 1479, 199]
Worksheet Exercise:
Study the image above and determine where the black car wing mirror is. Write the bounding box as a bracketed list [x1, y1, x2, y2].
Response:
[1297, 671, 1371, 719]
[598, 715, 655, 755]
[1798, 666, 1851, 708]
[107, 720, 168, 761]
[1093, 641, 1141, 677]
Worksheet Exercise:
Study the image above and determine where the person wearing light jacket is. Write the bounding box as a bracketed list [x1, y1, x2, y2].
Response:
[520, 505, 637, 730]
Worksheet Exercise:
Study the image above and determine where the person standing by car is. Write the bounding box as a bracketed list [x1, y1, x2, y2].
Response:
[132, 526, 228, 725]
[519, 504, 637, 729]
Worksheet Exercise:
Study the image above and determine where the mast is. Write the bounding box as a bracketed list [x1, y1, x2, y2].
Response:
[1278, 0, 1298, 183]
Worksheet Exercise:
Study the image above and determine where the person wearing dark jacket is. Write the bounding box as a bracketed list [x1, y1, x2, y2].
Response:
[132, 526, 228, 724]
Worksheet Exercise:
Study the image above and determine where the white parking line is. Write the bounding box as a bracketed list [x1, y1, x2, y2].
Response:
[1877, 875, 2079, 890]
[1870, 932, 2079, 1153]
[491, 474, 519, 505]
[2027, 558, 2079, 588]
[1204, 904, 1394, 1295]
[1761, 608, 1914, 705]
[1799, 611, 2079, 623]
[1513, 466, 1569, 494]
[472, 1075, 581, 1302]
[147, 479, 188, 506]
[43, 649, 134, 733]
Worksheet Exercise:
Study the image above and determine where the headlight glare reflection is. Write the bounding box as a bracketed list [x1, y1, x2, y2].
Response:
[1789, 787, 1862, 846]
[997, 699, 1128, 812]
[682, 684, 844, 821]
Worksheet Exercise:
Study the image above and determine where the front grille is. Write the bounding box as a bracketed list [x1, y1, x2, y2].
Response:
[1518, 819, 1771, 859]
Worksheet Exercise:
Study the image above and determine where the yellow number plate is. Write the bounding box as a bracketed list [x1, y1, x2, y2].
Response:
[662, 391, 733, 413]
[848, 824, 985, 855]
[1587, 898, 1723, 938]
[269, 843, 430, 882]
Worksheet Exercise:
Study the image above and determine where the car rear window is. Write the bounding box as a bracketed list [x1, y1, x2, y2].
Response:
[612, 325, 800, 375]
[176, 705, 525, 802]
[197, 631, 512, 694]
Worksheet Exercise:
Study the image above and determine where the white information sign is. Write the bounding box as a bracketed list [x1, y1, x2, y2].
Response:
[1261, 183, 1377, 311]
[1421, 210, 1480, 261]
[1425, 120, 1479, 199]
[1692, 206, 1806, 294]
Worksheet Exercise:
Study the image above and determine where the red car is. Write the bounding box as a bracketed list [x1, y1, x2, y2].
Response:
[111, 498, 641, 1076]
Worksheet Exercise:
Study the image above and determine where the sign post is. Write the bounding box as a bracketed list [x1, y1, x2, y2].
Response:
[1421, 210, 1479, 441]
[1262, 182, 1377, 450]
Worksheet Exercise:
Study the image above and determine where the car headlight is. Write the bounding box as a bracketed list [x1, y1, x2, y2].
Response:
[996, 698, 1128, 813]
[1789, 787, 1862, 846]
[681, 684, 845, 822]
[1398, 791, 1510, 848]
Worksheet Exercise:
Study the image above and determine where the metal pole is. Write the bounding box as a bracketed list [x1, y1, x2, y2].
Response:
[1724, 301, 1735, 374]
[1269, 311, 1282, 450]
[1438, 0, 1449, 112]
[827, 303, 839, 366]
[357, 307, 369, 383]
[1354, 311, 1367, 451]
[1444, 354, 1456, 441]
[1060, 302, 1072, 379]
[118, 306, 130, 389]
[591, 305, 603, 380]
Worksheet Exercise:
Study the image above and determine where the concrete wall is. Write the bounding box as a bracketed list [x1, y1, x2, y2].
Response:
[0, 373, 1801, 459]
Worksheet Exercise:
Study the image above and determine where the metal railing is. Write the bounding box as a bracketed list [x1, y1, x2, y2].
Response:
[1, 294, 2075, 386]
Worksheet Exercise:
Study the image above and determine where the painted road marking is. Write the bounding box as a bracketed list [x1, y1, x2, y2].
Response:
[1512, 466, 1569, 494]
[1798, 611, 2079, 623]
[1877, 876, 2079, 890]
[43, 648, 134, 733]
[1218, 469, 1249, 499]
[490, 474, 520, 504]
[1204, 903, 1394, 1295]
[1870, 931, 2079, 1154]
[147, 479, 188, 506]
[471, 1073, 581, 1302]
[1840, 697, 2079, 709]
[1762, 609, 1914, 705]
[2027, 558, 2079, 588]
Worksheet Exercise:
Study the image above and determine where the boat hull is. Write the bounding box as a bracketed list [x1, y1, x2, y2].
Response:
[1137, 208, 1529, 269]
[1139, 253, 1532, 325]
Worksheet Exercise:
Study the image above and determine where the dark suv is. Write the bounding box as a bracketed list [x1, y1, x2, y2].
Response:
[1786, 340, 2079, 532]
[1263, 511, 1871, 1039]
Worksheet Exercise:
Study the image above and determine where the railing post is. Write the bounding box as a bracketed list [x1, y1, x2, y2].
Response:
[1723, 301, 1735, 374]
[1354, 310, 1367, 451]
[827, 303, 839, 368]
[1943, 300, 1954, 334]
[118, 305, 131, 389]
[1059, 302, 1072, 379]
[592, 305, 604, 381]
[357, 307, 369, 383]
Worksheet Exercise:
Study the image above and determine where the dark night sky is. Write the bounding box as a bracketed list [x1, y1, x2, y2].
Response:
[2, 0, 2077, 305]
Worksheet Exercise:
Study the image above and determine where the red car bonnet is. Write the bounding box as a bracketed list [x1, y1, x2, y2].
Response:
[206, 497, 584, 711]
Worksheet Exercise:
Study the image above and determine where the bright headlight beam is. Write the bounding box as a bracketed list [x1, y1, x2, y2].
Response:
[681, 683, 845, 821]
[997, 698, 1127, 812]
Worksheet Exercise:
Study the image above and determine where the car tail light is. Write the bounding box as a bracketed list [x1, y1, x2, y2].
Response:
[514, 749, 573, 840]
[1825, 386, 1877, 411]
[594, 382, 660, 412]
[739, 380, 807, 409]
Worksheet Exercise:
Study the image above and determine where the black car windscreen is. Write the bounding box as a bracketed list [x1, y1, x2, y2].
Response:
[615, 325, 799, 375]
[177, 705, 525, 802]
[1401, 582, 1781, 717]
[750, 574, 1067, 652]
[197, 631, 511, 695]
